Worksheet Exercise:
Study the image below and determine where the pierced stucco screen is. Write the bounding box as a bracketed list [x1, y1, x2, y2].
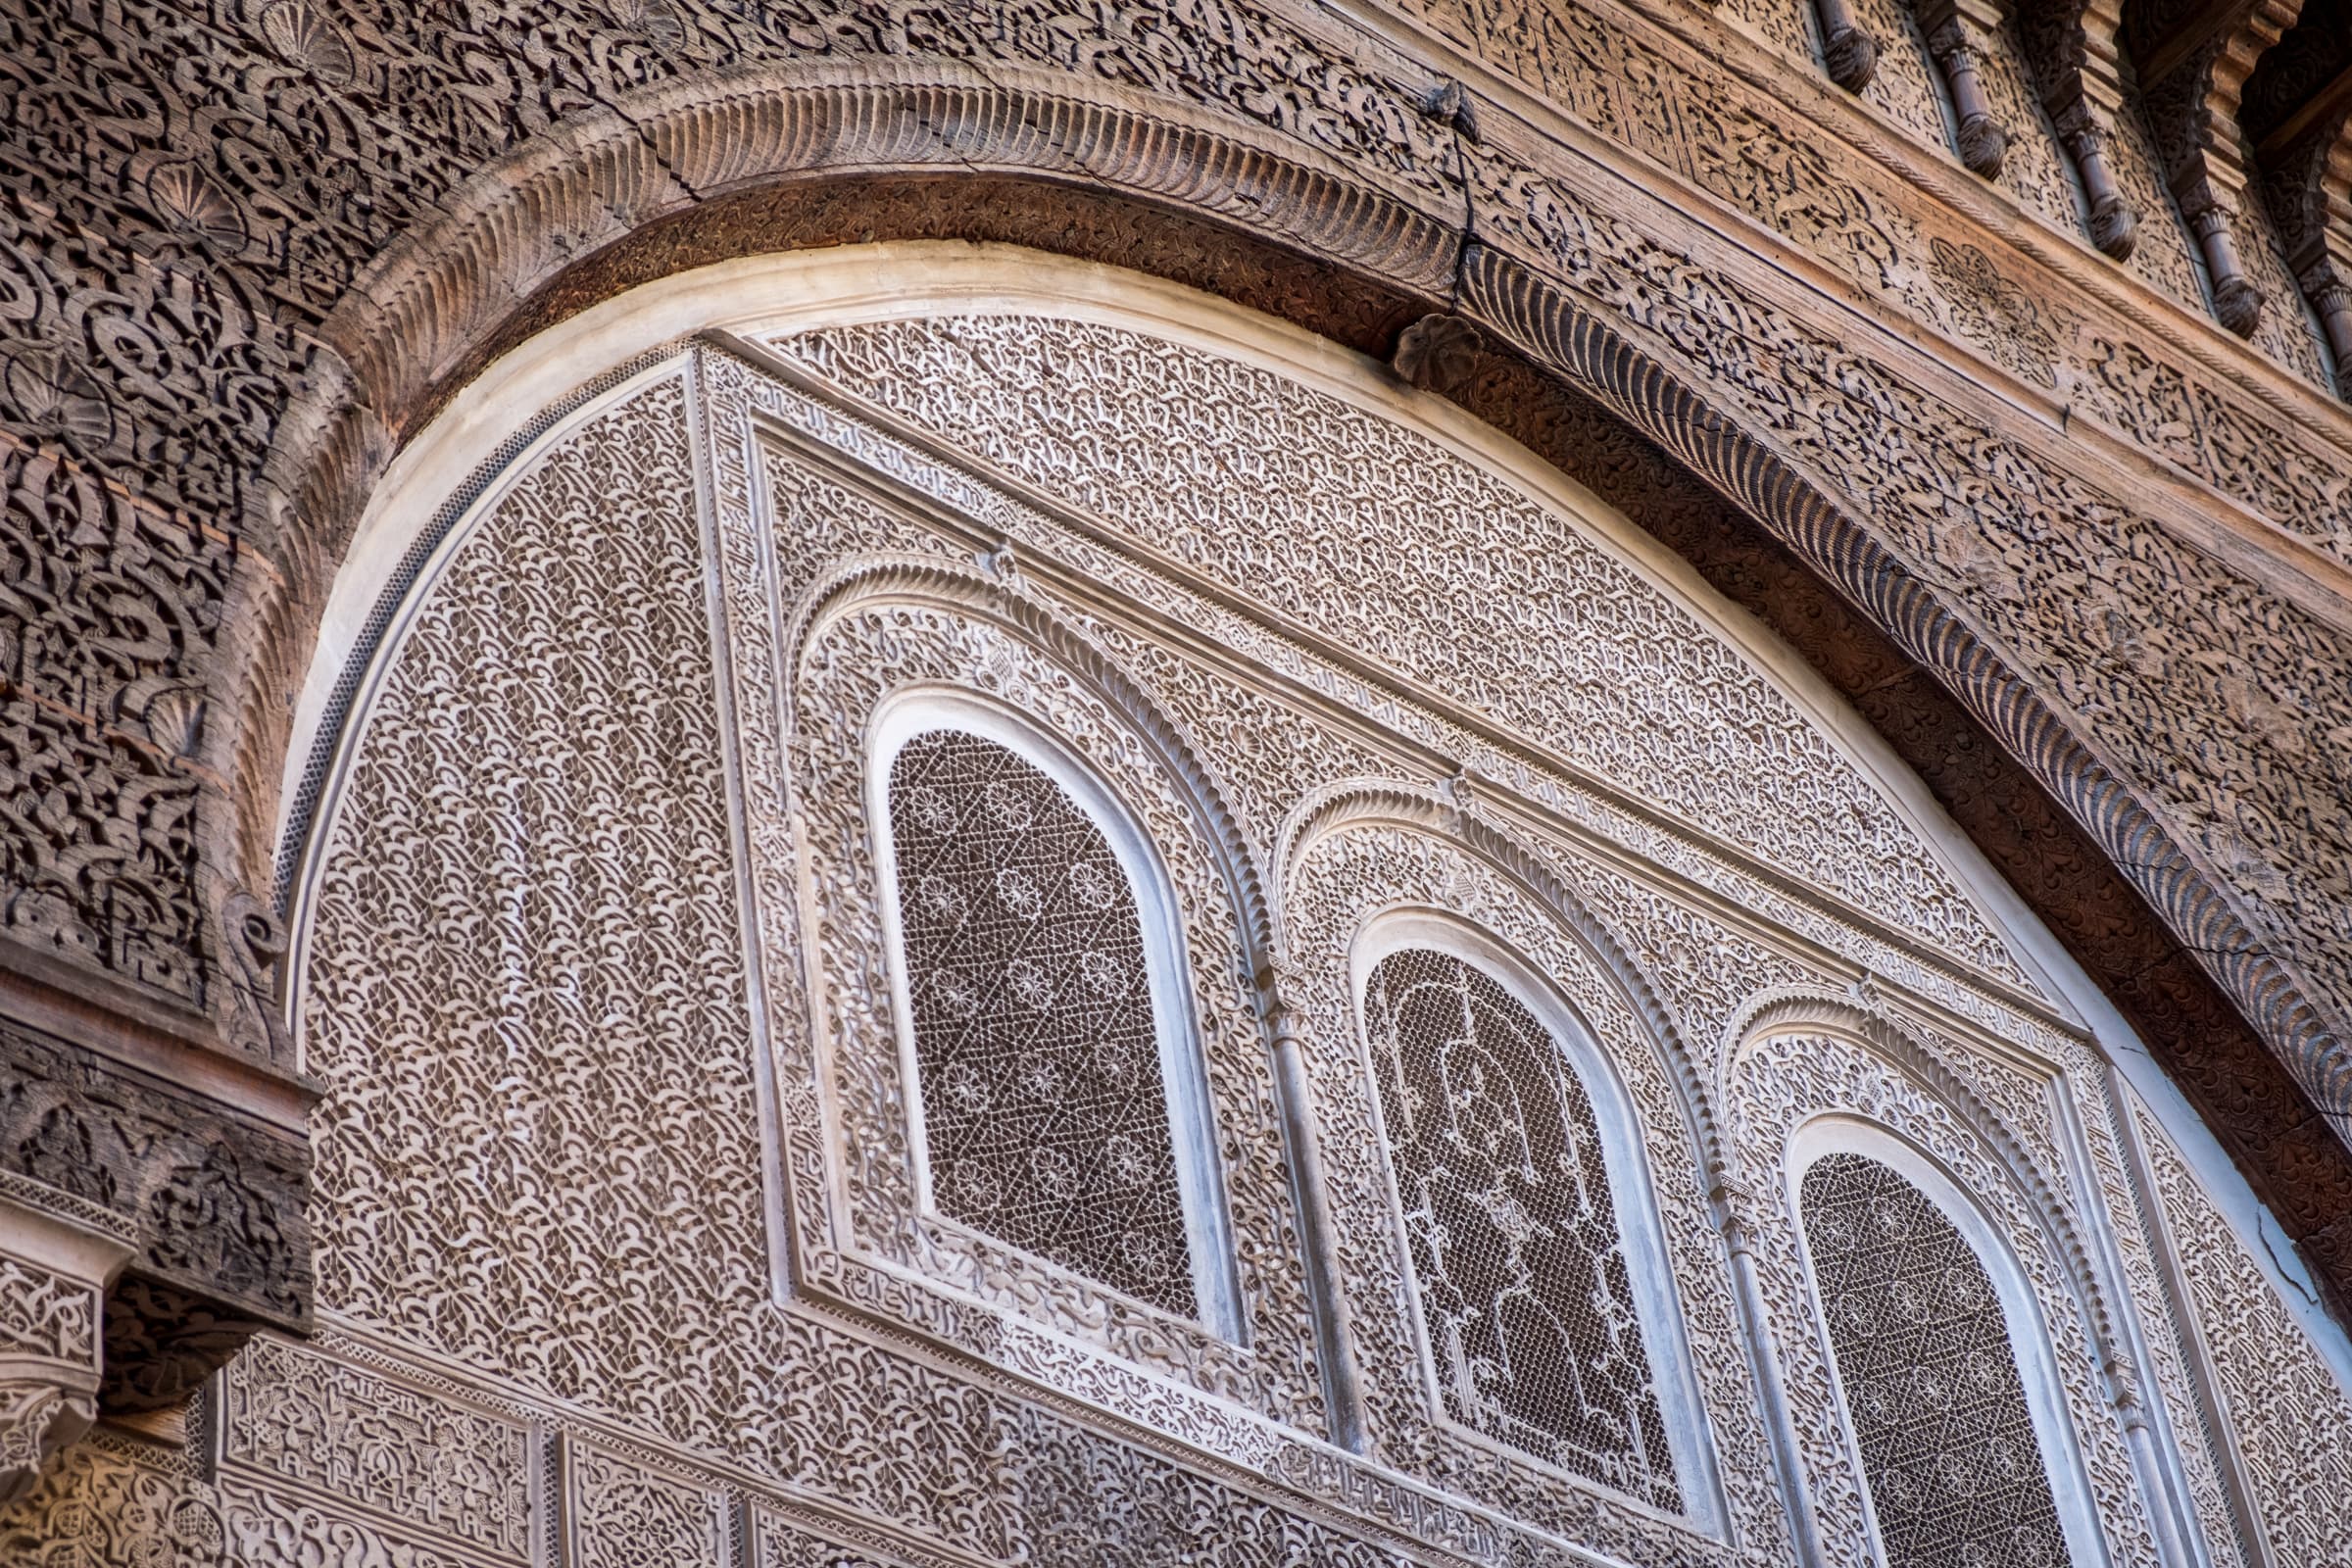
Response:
[1800, 1152, 2070, 1568]
[1362, 948, 1681, 1510]
[886, 727, 1197, 1317]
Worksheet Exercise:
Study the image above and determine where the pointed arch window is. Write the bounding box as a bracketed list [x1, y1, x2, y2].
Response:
[1798, 1150, 2075, 1568]
[877, 710, 1234, 1329]
[1361, 940, 1687, 1512]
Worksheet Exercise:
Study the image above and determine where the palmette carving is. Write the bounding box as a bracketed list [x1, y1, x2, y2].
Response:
[753, 1509, 904, 1568]
[0, 1255, 95, 1363]
[0, 1252, 103, 1508]
[0, 1019, 309, 1327]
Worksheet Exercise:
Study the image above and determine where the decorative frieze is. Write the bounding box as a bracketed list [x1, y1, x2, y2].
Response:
[221, 1337, 530, 1559]
[560, 1437, 728, 1568]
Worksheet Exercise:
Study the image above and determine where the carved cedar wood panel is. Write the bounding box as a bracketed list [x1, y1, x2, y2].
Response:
[10, 309, 2349, 1564]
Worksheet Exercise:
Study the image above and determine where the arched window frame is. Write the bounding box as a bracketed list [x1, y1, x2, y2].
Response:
[865, 686, 1244, 1340]
[1788, 1115, 2111, 1568]
[1350, 907, 1722, 1525]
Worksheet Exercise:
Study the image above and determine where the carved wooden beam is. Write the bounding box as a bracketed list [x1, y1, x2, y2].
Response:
[2014, 0, 2143, 253]
[2132, 0, 2310, 335]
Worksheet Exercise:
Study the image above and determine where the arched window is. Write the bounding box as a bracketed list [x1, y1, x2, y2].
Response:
[1361, 943, 1684, 1512]
[1799, 1151, 2073, 1568]
[879, 713, 1230, 1327]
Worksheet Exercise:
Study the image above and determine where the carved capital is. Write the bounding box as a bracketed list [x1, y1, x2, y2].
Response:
[0, 1173, 135, 1504]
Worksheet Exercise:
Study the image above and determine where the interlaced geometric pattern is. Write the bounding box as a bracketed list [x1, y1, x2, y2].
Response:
[887, 729, 1196, 1317]
[1800, 1153, 2071, 1568]
[1363, 950, 1681, 1510]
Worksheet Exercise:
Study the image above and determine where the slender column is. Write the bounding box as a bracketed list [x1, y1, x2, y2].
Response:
[2105, 1359, 2202, 1568]
[2183, 192, 2267, 335]
[1711, 1172, 1831, 1568]
[1259, 961, 1368, 1453]
[1920, 0, 2011, 176]
[2294, 251, 2352, 396]
[2052, 95, 2143, 257]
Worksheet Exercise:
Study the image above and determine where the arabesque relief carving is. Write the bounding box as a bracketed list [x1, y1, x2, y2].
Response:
[7, 0, 2352, 1446]
[8, 285, 2350, 1568]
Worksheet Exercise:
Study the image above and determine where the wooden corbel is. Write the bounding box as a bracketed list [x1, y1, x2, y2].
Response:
[1920, 0, 2013, 174]
[2014, 0, 2143, 253]
[2131, 0, 2310, 335]
[2248, 20, 2352, 390]
[1815, 0, 1884, 91]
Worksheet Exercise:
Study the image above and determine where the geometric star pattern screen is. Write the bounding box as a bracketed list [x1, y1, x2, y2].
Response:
[1799, 1152, 2071, 1568]
[1363, 949, 1682, 1511]
[887, 728, 1197, 1317]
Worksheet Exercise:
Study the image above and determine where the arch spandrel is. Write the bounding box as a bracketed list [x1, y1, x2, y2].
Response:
[763, 300, 2044, 999]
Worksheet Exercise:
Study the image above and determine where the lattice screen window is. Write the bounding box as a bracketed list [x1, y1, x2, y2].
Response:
[1363, 948, 1682, 1510]
[886, 727, 1197, 1317]
[1800, 1152, 2072, 1568]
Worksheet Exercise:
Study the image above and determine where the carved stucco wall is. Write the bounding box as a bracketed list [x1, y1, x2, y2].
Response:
[11, 0, 2352, 1393]
[2139, 1102, 2352, 1568]
[11, 288, 2352, 1564]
